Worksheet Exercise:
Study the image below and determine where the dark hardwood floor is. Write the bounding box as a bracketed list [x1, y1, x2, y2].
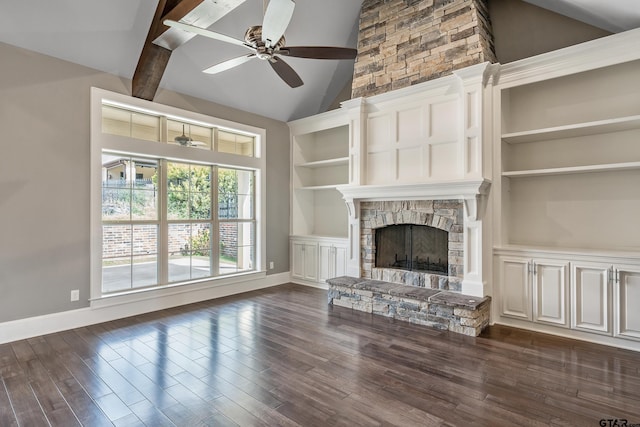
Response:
[1, 283, 639, 426]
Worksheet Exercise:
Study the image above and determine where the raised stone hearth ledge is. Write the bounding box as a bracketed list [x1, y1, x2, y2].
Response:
[327, 276, 491, 336]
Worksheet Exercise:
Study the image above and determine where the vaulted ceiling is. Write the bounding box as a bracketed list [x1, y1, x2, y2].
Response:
[0, 1, 638, 122]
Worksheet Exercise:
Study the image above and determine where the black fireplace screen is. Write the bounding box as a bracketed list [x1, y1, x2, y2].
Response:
[374, 224, 448, 274]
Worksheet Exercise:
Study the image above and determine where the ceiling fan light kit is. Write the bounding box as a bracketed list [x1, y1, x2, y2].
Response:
[164, 0, 356, 88]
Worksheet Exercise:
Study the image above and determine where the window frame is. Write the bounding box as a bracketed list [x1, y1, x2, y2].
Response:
[90, 88, 266, 306]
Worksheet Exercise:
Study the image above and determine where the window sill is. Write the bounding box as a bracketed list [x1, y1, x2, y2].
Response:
[90, 270, 266, 310]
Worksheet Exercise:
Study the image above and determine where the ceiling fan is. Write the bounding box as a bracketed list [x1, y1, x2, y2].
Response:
[164, 0, 357, 88]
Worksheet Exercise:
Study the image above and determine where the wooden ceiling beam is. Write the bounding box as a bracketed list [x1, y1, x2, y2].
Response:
[132, 0, 204, 101]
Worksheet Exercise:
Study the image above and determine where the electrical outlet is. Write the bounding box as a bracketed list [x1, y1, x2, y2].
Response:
[70, 289, 79, 302]
[269, 261, 274, 270]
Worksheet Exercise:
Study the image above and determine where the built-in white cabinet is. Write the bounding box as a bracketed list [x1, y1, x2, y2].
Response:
[291, 236, 348, 287]
[291, 240, 318, 283]
[498, 255, 569, 327]
[319, 241, 347, 283]
[493, 36, 640, 350]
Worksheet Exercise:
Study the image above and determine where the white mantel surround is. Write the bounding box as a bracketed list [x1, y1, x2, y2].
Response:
[337, 179, 491, 297]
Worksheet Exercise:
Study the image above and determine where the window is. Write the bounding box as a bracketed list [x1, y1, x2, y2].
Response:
[92, 88, 265, 300]
[102, 156, 159, 292]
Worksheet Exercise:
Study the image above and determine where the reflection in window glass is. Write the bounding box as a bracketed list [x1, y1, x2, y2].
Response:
[218, 130, 255, 157]
[167, 120, 212, 149]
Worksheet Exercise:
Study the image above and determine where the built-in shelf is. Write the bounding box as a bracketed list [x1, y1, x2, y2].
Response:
[295, 157, 349, 169]
[502, 115, 640, 144]
[502, 161, 640, 178]
[296, 184, 342, 191]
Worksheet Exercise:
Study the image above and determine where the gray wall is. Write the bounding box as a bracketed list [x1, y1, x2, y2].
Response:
[488, 0, 611, 63]
[0, 41, 290, 323]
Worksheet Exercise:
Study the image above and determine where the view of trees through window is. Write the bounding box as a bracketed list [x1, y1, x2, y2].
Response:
[101, 154, 255, 293]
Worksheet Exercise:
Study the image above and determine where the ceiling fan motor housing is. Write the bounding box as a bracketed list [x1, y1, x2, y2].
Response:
[245, 25, 285, 59]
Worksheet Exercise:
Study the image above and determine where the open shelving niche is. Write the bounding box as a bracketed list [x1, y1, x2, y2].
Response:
[496, 58, 640, 256]
[290, 115, 350, 239]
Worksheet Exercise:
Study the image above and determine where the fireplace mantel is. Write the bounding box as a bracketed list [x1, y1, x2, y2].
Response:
[337, 179, 491, 221]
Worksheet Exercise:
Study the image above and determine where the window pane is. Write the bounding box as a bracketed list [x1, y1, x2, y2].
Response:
[102, 187, 131, 221]
[103, 225, 132, 259]
[103, 257, 131, 293]
[167, 163, 211, 220]
[168, 223, 212, 282]
[131, 112, 160, 142]
[218, 168, 254, 219]
[102, 224, 132, 292]
[132, 160, 158, 220]
[219, 222, 255, 275]
[103, 155, 158, 221]
[168, 120, 212, 150]
[191, 193, 211, 219]
[132, 225, 157, 256]
[167, 163, 190, 220]
[191, 250, 211, 279]
[218, 130, 255, 157]
[102, 105, 131, 137]
[132, 254, 157, 288]
[169, 223, 191, 282]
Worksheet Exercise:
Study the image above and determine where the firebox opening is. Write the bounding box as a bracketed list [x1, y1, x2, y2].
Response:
[374, 224, 448, 274]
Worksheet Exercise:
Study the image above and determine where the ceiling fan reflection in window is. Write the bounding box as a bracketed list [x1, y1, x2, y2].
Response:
[164, 0, 357, 88]
[174, 124, 206, 147]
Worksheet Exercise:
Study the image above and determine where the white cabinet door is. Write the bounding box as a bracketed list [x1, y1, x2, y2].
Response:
[533, 260, 569, 327]
[318, 243, 333, 283]
[572, 262, 611, 335]
[318, 242, 348, 282]
[615, 265, 640, 340]
[303, 243, 318, 282]
[291, 240, 318, 282]
[291, 241, 306, 280]
[334, 245, 347, 277]
[498, 256, 531, 320]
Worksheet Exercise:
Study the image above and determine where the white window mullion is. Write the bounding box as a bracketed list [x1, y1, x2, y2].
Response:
[211, 165, 220, 276]
[159, 159, 169, 285]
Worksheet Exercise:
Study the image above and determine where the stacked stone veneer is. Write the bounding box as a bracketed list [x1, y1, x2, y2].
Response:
[361, 200, 463, 291]
[352, 0, 496, 98]
[328, 276, 490, 336]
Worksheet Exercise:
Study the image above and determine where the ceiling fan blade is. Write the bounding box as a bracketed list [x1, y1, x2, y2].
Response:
[164, 20, 254, 51]
[279, 46, 357, 60]
[268, 56, 303, 88]
[262, 0, 295, 48]
[204, 54, 256, 74]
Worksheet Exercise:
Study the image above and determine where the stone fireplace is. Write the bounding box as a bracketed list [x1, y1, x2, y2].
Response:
[361, 200, 463, 291]
[337, 179, 491, 298]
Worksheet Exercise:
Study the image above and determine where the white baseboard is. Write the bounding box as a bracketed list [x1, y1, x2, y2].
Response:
[290, 278, 329, 289]
[0, 272, 291, 344]
[494, 317, 640, 352]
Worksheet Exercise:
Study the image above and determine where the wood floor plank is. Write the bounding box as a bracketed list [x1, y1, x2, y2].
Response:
[0, 283, 639, 426]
